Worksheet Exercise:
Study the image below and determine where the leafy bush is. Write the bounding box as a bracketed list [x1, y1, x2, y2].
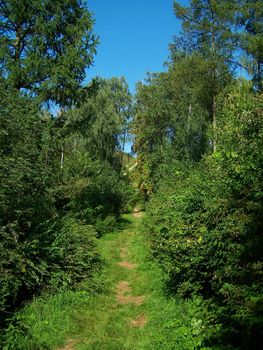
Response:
[0, 78, 129, 319]
[58, 150, 129, 224]
[0, 87, 55, 313]
[47, 217, 101, 290]
[144, 88, 263, 349]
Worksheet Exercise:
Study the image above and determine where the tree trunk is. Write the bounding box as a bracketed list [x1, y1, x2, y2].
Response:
[60, 147, 64, 169]
[212, 94, 216, 153]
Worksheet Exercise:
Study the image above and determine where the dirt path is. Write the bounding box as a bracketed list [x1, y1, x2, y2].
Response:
[58, 213, 148, 349]
[57, 340, 76, 350]
[116, 220, 147, 323]
[132, 207, 144, 218]
[56, 213, 199, 350]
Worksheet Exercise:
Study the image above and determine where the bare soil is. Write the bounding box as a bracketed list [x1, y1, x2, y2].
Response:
[116, 281, 145, 305]
[130, 314, 148, 328]
[117, 261, 137, 270]
[120, 246, 128, 259]
[132, 207, 144, 218]
[57, 339, 76, 350]
[117, 293, 145, 305]
[117, 281, 131, 294]
[132, 211, 143, 218]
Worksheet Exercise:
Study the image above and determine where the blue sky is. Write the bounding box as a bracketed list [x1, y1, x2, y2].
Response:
[87, 0, 186, 93]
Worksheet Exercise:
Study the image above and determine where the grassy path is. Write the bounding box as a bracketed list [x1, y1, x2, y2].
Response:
[5, 213, 203, 349]
[57, 213, 203, 350]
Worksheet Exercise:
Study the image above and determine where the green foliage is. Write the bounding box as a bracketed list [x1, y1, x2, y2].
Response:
[0, 2, 134, 347]
[1, 1, 262, 348]
[172, 0, 237, 60]
[2, 290, 91, 350]
[57, 152, 127, 222]
[0, 0, 98, 106]
[67, 77, 132, 165]
[132, 59, 210, 196]
[1, 214, 206, 350]
[144, 87, 263, 349]
[47, 218, 101, 291]
[172, 0, 263, 92]
[0, 73, 131, 340]
[0, 84, 56, 313]
[52, 77, 133, 226]
[133, 6, 262, 348]
[237, 0, 263, 91]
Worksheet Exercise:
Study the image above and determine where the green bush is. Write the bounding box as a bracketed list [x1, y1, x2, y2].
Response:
[59, 153, 129, 225]
[47, 217, 102, 291]
[144, 88, 263, 349]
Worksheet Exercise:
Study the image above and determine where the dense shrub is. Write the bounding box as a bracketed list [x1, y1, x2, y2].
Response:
[60, 155, 128, 223]
[144, 88, 263, 349]
[0, 78, 130, 323]
[0, 88, 56, 314]
[47, 218, 101, 290]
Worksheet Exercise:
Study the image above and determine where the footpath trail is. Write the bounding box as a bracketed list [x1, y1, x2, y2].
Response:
[58, 213, 201, 350]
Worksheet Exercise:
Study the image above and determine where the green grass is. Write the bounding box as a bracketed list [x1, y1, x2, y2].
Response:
[2, 214, 206, 350]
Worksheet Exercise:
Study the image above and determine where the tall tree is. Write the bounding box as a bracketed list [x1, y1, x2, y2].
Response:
[133, 62, 208, 197]
[237, 0, 263, 91]
[172, 0, 236, 151]
[0, 0, 98, 106]
[67, 77, 132, 166]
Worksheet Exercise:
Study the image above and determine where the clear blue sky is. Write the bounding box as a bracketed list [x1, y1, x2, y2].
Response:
[87, 0, 187, 93]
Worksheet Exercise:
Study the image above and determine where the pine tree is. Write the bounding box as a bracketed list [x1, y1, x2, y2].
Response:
[237, 0, 263, 91]
[0, 0, 98, 106]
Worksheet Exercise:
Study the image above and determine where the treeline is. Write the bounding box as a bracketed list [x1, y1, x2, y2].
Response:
[133, 1, 262, 349]
[0, 0, 132, 343]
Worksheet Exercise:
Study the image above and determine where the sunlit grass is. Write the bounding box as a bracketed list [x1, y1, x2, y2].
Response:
[3, 214, 205, 350]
